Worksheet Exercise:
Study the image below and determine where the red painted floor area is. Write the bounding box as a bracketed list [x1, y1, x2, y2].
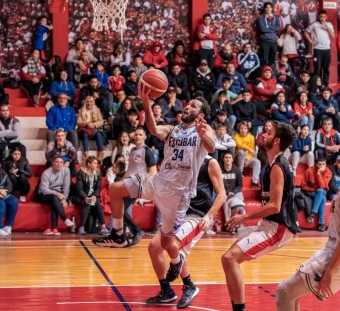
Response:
[0, 284, 338, 310]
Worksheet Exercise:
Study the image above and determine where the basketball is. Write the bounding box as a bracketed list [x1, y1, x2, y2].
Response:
[139, 69, 168, 99]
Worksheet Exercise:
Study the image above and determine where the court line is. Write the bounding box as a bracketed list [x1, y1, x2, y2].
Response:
[79, 241, 132, 311]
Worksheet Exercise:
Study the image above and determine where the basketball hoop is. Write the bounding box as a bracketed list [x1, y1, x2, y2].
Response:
[90, 0, 128, 40]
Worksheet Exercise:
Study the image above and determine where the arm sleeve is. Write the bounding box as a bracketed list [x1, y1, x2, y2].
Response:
[106, 168, 116, 185]
[301, 170, 315, 192]
[69, 83, 76, 101]
[93, 173, 102, 197]
[19, 162, 32, 178]
[66, 49, 78, 65]
[313, 98, 326, 118]
[62, 169, 71, 198]
[76, 171, 88, 199]
[120, 52, 131, 67]
[4, 173, 13, 193]
[248, 54, 260, 74]
[234, 134, 250, 150]
[46, 109, 56, 131]
[253, 80, 275, 97]
[45, 142, 57, 163]
[145, 147, 156, 168]
[39, 171, 57, 195]
[315, 132, 326, 149]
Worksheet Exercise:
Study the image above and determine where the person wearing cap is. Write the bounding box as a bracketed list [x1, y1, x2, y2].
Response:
[157, 87, 184, 125]
[211, 76, 241, 105]
[313, 86, 339, 130]
[328, 155, 340, 200]
[142, 41, 168, 73]
[193, 59, 216, 103]
[210, 91, 236, 132]
[215, 63, 247, 95]
[315, 117, 340, 165]
[167, 64, 191, 103]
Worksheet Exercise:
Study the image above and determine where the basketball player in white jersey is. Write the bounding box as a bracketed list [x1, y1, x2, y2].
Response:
[276, 193, 340, 310]
[222, 121, 298, 311]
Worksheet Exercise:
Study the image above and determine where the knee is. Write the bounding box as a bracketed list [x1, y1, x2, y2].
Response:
[300, 116, 308, 125]
[276, 280, 289, 306]
[238, 150, 246, 157]
[221, 249, 237, 268]
[316, 188, 326, 195]
[148, 237, 163, 256]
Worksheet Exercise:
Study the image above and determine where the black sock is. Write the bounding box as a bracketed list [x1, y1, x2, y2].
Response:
[181, 275, 192, 287]
[159, 279, 171, 293]
[234, 303, 245, 311]
[232, 301, 235, 311]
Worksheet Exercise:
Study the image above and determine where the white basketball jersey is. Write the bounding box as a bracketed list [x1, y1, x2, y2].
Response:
[155, 124, 208, 198]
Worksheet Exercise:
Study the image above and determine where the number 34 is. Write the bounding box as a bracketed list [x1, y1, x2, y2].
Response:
[172, 149, 184, 161]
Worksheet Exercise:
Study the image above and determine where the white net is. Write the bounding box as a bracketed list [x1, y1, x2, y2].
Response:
[90, 0, 128, 39]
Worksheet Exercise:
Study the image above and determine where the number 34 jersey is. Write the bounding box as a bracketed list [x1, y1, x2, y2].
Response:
[156, 124, 208, 198]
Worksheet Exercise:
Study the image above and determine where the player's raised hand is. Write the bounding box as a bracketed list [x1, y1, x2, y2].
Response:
[318, 270, 334, 299]
[195, 117, 208, 138]
[138, 82, 152, 109]
[226, 214, 246, 231]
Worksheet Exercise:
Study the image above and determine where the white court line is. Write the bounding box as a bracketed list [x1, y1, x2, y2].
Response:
[56, 301, 220, 311]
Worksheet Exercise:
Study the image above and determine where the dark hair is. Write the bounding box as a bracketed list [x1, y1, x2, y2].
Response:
[317, 158, 327, 163]
[53, 156, 64, 162]
[300, 70, 310, 76]
[152, 103, 161, 109]
[6, 147, 24, 168]
[217, 123, 227, 129]
[114, 153, 125, 163]
[242, 89, 251, 95]
[127, 108, 138, 116]
[175, 110, 183, 116]
[116, 132, 132, 155]
[275, 91, 286, 101]
[89, 75, 98, 81]
[196, 97, 211, 117]
[300, 124, 310, 131]
[114, 161, 125, 173]
[113, 41, 124, 57]
[135, 126, 147, 134]
[133, 53, 142, 59]
[127, 70, 136, 77]
[111, 64, 121, 72]
[223, 149, 234, 156]
[218, 90, 226, 97]
[263, 2, 273, 9]
[222, 77, 231, 83]
[319, 10, 327, 15]
[322, 117, 333, 125]
[271, 121, 297, 152]
[75, 38, 83, 45]
[297, 91, 309, 104]
[309, 75, 322, 94]
[38, 16, 47, 22]
[321, 86, 332, 93]
[117, 98, 137, 115]
[216, 110, 227, 116]
[203, 13, 211, 19]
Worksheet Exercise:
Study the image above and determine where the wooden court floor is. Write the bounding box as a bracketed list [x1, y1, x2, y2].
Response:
[0, 234, 339, 310]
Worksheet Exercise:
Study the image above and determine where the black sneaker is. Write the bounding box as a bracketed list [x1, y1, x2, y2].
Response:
[146, 289, 177, 304]
[251, 182, 261, 189]
[166, 252, 185, 282]
[296, 226, 302, 233]
[177, 285, 199, 309]
[92, 230, 127, 248]
[131, 230, 145, 246]
[318, 224, 325, 232]
[307, 213, 315, 224]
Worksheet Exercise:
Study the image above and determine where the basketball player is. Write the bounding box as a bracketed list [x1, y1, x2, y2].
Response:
[222, 121, 298, 311]
[93, 83, 214, 265]
[148, 155, 226, 306]
[276, 193, 340, 310]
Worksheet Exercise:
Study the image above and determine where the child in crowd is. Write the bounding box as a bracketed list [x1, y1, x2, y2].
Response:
[123, 70, 139, 98]
[74, 51, 93, 84]
[108, 65, 125, 96]
[94, 61, 109, 89]
[33, 16, 53, 60]
[271, 91, 295, 124]
[129, 54, 147, 79]
[211, 77, 240, 105]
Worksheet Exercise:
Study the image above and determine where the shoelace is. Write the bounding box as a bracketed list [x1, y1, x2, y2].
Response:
[182, 286, 191, 297]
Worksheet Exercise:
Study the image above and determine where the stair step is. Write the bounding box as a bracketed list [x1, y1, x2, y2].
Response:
[10, 107, 46, 117]
[5, 88, 27, 98]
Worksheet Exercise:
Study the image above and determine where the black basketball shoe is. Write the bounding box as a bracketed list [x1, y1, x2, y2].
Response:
[166, 252, 185, 282]
[146, 289, 177, 304]
[177, 284, 199, 309]
[92, 229, 127, 248]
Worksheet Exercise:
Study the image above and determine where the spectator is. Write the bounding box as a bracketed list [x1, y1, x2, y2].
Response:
[256, 120, 272, 166]
[211, 76, 241, 105]
[166, 40, 193, 85]
[44, 55, 63, 88]
[237, 43, 261, 82]
[193, 59, 216, 103]
[270, 91, 295, 124]
[111, 131, 135, 169]
[253, 66, 284, 118]
[234, 121, 261, 189]
[193, 13, 217, 68]
[0, 81, 9, 106]
[38, 156, 74, 236]
[46, 128, 77, 177]
[148, 120, 166, 165]
[106, 153, 125, 185]
[289, 70, 310, 104]
[2, 147, 32, 203]
[213, 44, 238, 77]
[293, 91, 314, 133]
[142, 41, 168, 73]
[94, 61, 109, 89]
[108, 65, 125, 96]
[77, 96, 105, 162]
[110, 42, 131, 77]
[20, 49, 46, 106]
[121, 109, 140, 139]
[129, 54, 147, 79]
[74, 51, 94, 84]
[150, 102, 167, 125]
[33, 16, 52, 60]
[66, 38, 97, 82]
[210, 91, 236, 132]
[305, 10, 335, 86]
[315, 117, 340, 165]
[289, 124, 314, 176]
[211, 110, 231, 133]
[212, 123, 236, 161]
[277, 24, 302, 72]
[123, 70, 139, 99]
[313, 87, 339, 130]
[167, 64, 191, 103]
[46, 93, 78, 151]
[80, 75, 112, 119]
[50, 71, 76, 105]
[158, 87, 183, 125]
[0, 166, 18, 236]
[74, 156, 108, 235]
[308, 75, 322, 103]
[220, 150, 245, 235]
[274, 55, 296, 90]
[258, 2, 281, 68]
[233, 89, 261, 137]
[112, 89, 126, 116]
[328, 156, 340, 200]
[0, 105, 26, 161]
[301, 158, 332, 232]
[216, 63, 247, 95]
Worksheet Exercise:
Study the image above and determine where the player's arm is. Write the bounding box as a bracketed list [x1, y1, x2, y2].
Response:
[138, 83, 172, 141]
[199, 159, 226, 231]
[195, 118, 215, 153]
[227, 164, 283, 229]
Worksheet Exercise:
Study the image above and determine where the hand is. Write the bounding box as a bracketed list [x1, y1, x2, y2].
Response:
[176, 87, 182, 94]
[56, 192, 64, 200]
[274, 88, 281, 95]
[226, 214, 246, 231]
[10, 168, 19, 174]
[311, 39, 318, 46]
[32, 77, 39, 83]
[64, 162, 70, 168]
[151, 146, 156, 151]
[286, 71, 291, 76]
[198, 215, 212, 232]
[248, 148, 255, 156]
[303, 145, 309, 152]
[334, 145, 340, 152]
[228, 192, 234, 197]
[245, 159, 250, 167]
[195, 117, 208, 138]
[138, 82, 152, 108]
[308, 114, 315, 121]
[87, 122, 95, 129]
[280, 106, 287, 113]
[78, 61, 86, 71]
[317, 168, 324, 175]
[318, 270, 334, 299]
[62, 201, 68, 209]
[0, 189, 7, 197]
[247, 122, 252, 129]
[91, 195, 96, 203]
[93, 92, 99, 99]
[245, 72, 249, 78]
[154, 63, 161, 69]
[85, 197, 91, 204]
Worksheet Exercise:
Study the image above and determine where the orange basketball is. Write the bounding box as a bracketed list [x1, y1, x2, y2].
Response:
[139, 69, 168, 99]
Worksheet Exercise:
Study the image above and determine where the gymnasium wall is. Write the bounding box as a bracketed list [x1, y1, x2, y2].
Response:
[0, 0, 50, 76]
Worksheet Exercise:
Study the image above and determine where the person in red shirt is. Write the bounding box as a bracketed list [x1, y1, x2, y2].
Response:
[108, 65, 125, 96]
[293, 91, 314, 133]
[301, 158, 332, 232]
[143, 41, 168, 73]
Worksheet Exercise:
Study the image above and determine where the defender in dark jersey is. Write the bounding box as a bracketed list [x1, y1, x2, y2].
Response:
[222, 121, 297, 311]
[146, 155, 226, 307]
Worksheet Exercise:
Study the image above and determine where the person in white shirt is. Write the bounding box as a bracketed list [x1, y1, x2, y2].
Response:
[305, 10, 335, 86]
[211, 123, 236, 161]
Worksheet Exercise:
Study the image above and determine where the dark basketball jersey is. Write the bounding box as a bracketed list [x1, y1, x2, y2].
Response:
[188, 156, 214, 217]
[262, 154, 297, 234]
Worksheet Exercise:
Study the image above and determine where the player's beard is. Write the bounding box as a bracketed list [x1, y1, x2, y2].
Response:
[263, 138, 274, 151]
[181, 113, 199, 124]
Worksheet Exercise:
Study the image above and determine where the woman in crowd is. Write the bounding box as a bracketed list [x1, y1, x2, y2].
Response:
[77, 96, 105, 162]
[293, 91, 314, 134]
[2, 147, 32, 202]
[0, 166, 18, 236]
[255, 120, 272, 166]
[113, 98, 138, 140]
[110, 42, 131, 77]
[308, 75, 322, 103]
[111, 131, 135, 169]
[20, 49, 46, 106]
[74, 156, 108, 235]
[270, 91, 295, 124]
[44, 55, 63, 95]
